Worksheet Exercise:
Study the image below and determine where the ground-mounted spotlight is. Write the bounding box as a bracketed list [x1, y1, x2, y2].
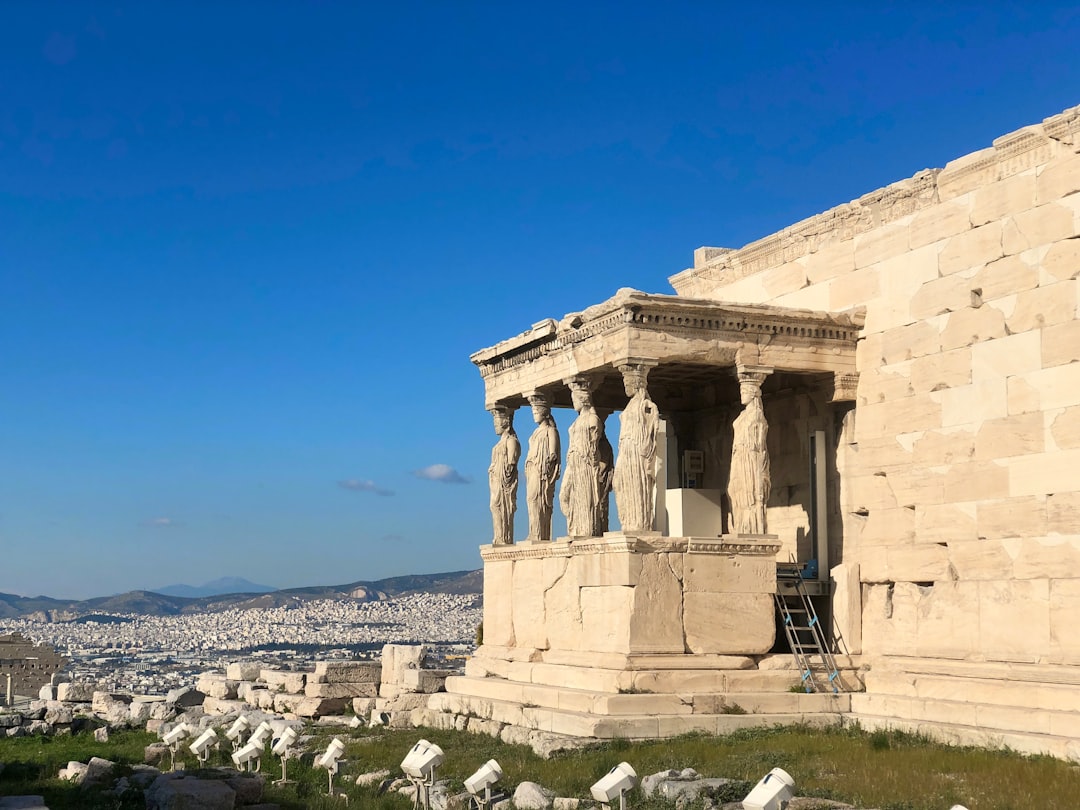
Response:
[349, 714, 364, 729]
[401, 739, 446, 810]
[591, 761, 637, 810]
[225, 715, 251, 751]
[189, 728, 219, 766]
[368, 710, 390, 728]
[742, 767, 795, 810]
[316, 737, 348, 801]
[271, 726, 299, 785]
[248, 721, 274, 749]
[231, 739, 264, 773]
[161, 722, 194, 772]
[464, 758, 503, 810]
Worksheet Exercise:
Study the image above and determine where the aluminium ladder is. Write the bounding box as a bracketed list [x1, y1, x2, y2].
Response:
[775, 562, 842, 693]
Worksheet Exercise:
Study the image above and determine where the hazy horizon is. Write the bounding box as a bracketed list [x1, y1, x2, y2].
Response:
[4, 3, 1080, 598]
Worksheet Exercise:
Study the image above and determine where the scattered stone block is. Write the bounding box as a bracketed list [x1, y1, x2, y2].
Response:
[304, 682, 378, 699]
[226, 662, 263, 681]
[313, 661, 382, 684]
[145, 772, 237, 810]
[56, 682, 96, 702]
[513, 781, 554, 810]
[260, 670, 305, 694]
[166, 686, 205, 709]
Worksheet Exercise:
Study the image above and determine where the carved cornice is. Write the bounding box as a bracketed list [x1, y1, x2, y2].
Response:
[686, 535, 783, 556]
[471, 291, 861, 379]
[478, 533, 781, 560]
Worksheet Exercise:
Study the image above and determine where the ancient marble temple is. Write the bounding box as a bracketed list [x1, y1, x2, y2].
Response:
[423, 104, 1080, 761]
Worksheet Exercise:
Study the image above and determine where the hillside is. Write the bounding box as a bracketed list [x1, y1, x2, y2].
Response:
[0, 569, 482, 620]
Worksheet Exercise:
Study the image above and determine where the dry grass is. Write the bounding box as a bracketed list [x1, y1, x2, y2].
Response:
[1, 723, 1078, 809]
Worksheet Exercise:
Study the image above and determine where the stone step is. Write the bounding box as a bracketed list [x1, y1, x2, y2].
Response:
[425, 691, 844, 738]
[466, 657, 849, 695]
[851, 691, 1078, 738]
[863, 669, 1080, 714]
[440, 675, 850, 717]
[851, 711, 1079, 762]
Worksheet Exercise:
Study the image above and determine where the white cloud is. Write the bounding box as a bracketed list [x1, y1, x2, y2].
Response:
[338, 479, 394, 496]
[141, 517, 181, 528]
[413, 464, 470, 484]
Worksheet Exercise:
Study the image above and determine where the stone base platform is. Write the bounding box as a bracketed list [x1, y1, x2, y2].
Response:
[850, 656, 1080, 762]
[419, 649, 859, 740]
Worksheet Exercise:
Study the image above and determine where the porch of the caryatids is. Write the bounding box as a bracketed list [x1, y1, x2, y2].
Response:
[727, 366, 772, 535]
[524, 392, 561, 542]
[488, 403, 520, 545]
[612, 361, 660, 534]
[558, 375, 605, 538]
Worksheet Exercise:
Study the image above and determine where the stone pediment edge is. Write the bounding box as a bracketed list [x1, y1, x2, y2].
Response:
[671, 103, 1080, 293]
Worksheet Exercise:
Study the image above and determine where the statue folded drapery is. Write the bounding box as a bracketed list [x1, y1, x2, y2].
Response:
[613, 388, 659, 532]
[560, 382, 603, 538]
[525, 397, 561, 542]
[489, 407, 520, 545]
[728, 392, 770, 535]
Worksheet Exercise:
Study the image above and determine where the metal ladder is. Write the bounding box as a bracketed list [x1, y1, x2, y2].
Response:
[775, 562, 841, 693]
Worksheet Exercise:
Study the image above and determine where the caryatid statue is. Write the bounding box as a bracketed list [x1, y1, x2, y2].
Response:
[488, 404, 520, 545]
[524, 393, 561, 542]
[728, 370, 771, 535]
[595, 409, 615, 536]
[559, 376, 603, 538]
[613, 363, 660, 533]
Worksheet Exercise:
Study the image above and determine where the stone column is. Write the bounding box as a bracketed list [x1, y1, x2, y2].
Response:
[559, 375, 604, 538]
[488, 404, 520, 545]
[613, 361, 660, 533]
[728, 366, 772, 535]
[524, 392, 561, 542]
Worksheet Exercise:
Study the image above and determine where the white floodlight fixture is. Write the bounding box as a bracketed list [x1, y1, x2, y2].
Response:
[271, 726, 299, 785]
[464, 759, 503, 809]
[225, 715, 251, 750]
[316, 737, 348, 799]
[368, 710, 390, 728]
[189, 728, 220, 765]
[162, 722, 194, 772]
[401, 739, 446, 810]
[248, 721, 274, 749]
[949, 806, 971, 810]
[400, 739, 445, 779]
[231, 740, 264, 773]
[742, 767, 796, 810]
[590, 762, 638, 810]
[349, 714, 363, 729]
[161, 724, 189, 746]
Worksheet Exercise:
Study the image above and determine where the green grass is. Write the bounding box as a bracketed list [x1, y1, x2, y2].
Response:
[2, 724, 1079, 809]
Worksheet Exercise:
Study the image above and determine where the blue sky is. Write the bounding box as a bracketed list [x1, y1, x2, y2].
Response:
[2, 3, 1078, 599]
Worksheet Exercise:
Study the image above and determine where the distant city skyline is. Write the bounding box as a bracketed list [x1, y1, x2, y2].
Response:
[3, 3, 1080, 598]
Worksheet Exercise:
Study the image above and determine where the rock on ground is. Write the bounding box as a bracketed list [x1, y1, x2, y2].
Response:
[513, 781, 555, 809]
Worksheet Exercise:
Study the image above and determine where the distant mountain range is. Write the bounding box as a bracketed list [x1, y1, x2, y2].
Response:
[152, 577, 277, 598]
[0, 569, 483, 620]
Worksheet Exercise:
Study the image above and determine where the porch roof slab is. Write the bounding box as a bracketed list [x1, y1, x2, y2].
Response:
[471, 288, 863, 408]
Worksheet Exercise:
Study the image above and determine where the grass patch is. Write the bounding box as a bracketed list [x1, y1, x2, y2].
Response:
[1, 723, 1078, 809]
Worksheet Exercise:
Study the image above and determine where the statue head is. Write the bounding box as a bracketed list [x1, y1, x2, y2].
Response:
[565, 377, 594, 414]
[619, 363, 650, 398]
[490, 406, 513, 435]
[528, 393, 552, 424]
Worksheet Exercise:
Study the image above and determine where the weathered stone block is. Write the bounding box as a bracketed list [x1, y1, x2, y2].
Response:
[1036, 153, 1080, 203]
[939, 221, 1004, 275]
[940, 306, 1007, 351]
[1000, 282, 1078, 333]
[909, 347, 971, 393]
[482, 559, 516, 648]
[1041, 237, 1080, 283]
[312, 661, 381, 684]
[683, 592, 773, 654]
[970, 330, 1041, 383]
[970, 171, 1036, 226]
[225, 662, 263, 681]
[1003, 204, 1075, 253]
[260, 670, 305, 694]
[305, 682, 378, 699]
[973, 412, 1044, 459]
[976, 495, 1047, 540]
[979, 580, 1050, 662]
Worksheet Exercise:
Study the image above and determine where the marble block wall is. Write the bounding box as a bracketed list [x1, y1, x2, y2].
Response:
[481, 534, 779, 659]
[670, 105, 1080, 755]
